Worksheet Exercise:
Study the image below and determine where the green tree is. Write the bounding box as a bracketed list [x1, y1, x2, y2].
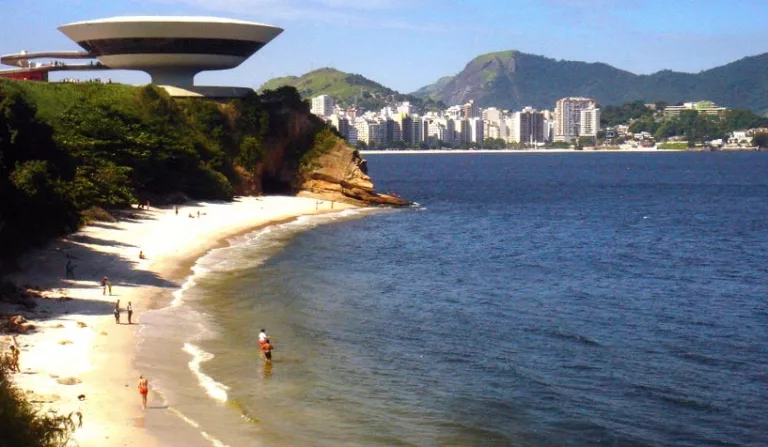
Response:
[753, 133, 768, 148]
[238, 136, 265, 171]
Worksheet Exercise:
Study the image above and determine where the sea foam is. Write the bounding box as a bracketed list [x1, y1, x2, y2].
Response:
[182, 342, 230, 403]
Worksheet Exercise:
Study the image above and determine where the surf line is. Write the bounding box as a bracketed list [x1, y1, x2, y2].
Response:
[168, 406, 230, 447]
[183, 342, 230, 403]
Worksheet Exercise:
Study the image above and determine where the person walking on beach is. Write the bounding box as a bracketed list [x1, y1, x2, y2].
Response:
[138, 375, 149, 409]
[8, 345, 20, 372]
[66, 260, 76, 279]
[127, 302, 133, 324]
[114, 300, 121, 324]
[101, 276, 111, 295]
[261, 338, 273, 362]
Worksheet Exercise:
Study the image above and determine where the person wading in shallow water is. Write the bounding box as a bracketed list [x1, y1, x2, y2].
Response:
[138, 375, 149, 409]
[261, 338, 273, 362]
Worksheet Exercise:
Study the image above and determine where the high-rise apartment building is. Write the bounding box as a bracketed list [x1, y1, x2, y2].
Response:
[469, 118, 484, 144]
[330, 114, 350, 140]
[555, 97, 596, 143]
[411, 115, 424, 145]
[482, 107, 502, 122]
[579, 104, 600, 139]
[453, 119, 469, 144]
[394, 113, 413, 145]
[463, 100, 480, 119]
[311, 95, 335, 118]
[507, 107, 545, 144]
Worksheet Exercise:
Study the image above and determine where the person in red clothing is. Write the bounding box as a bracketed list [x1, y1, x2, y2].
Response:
[138, 375, 149, 410]
[261, 338, 273, 362]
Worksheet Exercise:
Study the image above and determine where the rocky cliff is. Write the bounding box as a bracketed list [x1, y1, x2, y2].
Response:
[299, 139, 408, 206]
[254, 88, 410, 207]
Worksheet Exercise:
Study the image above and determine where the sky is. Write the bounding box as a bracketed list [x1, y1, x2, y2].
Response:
[1, 0, 767, 93]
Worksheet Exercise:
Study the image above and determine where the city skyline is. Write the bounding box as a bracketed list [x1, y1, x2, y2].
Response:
[1, 1, 767, 93]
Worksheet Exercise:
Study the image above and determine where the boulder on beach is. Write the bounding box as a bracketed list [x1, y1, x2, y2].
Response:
[1, 315, 36, 334]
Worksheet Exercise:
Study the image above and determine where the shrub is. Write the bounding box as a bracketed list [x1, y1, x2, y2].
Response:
[0, 356, 76, 447]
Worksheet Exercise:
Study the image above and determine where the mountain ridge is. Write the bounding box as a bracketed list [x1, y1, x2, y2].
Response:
[413, 50, 768, 113]
[259, 51, 768, 114]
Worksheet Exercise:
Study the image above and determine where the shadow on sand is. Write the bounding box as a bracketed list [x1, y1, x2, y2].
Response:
[3, 208, 182, 322]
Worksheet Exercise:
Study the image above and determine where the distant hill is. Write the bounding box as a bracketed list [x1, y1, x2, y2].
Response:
[412, 50, 768, 114]
[259, 68, 397, 105]
[259, 68, 445, 112]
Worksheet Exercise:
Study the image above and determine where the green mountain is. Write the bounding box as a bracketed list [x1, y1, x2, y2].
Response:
[259, 68, 445, 112]
[259, 67, 396, 105]
[412, 50, 768, 114]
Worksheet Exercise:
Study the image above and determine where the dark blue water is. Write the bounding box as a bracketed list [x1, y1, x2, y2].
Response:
[183, 152, 768, 446]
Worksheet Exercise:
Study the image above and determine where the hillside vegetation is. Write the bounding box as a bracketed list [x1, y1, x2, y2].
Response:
[259, 68, 445, 112]
[413, 50, 768, 114]
[0, 80, 336, 261]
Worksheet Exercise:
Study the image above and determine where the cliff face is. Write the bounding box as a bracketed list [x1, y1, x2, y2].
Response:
[300, 139, 409, 206]
[254, 102, 408, 206]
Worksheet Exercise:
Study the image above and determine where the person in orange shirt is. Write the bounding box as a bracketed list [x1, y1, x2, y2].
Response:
[261, 338, 273, 362]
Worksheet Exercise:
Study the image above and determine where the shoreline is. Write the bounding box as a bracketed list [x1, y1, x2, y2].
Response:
[360, 148, 675, 154]
[1, 195, 356, 446]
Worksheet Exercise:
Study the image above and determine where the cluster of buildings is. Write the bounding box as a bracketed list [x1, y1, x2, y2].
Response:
[310, 95, 601, 148]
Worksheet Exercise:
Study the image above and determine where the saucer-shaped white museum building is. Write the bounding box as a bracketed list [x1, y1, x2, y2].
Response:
[58, 16, 283, 89]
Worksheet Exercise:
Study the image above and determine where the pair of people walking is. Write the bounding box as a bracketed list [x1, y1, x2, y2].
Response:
[113, 300, 133, 324]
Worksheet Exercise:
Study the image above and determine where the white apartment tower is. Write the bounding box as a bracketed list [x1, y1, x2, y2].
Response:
[311, 95, 335, 118]
[555, 97, 596, 143]
[469, 118, 484, 144]
[579, 104, 601, 138]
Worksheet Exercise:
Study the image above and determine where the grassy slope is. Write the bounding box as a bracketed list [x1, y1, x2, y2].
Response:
[258, 68, 394, 103]
[0, 80, 139, 123]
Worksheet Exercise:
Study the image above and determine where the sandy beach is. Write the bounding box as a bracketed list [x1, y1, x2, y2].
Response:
[1, 196, 354, 446]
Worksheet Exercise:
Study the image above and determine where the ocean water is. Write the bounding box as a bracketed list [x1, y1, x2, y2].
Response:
[137, 152, 768, 446]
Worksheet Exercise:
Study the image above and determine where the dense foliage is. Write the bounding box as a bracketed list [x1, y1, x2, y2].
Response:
[0, 356, 75, 447]
[0, 80, 333, 259]
[599, 100, 768, 144]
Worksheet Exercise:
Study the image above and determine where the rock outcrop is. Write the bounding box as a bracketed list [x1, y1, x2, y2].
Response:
[300, 139, 411, 206]
[254, 92, 411, 207]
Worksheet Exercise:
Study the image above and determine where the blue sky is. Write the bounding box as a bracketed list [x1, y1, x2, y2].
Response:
[1, 0, 767, 93]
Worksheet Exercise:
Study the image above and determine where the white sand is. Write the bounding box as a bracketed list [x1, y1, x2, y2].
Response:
[2, 196, 354, 446]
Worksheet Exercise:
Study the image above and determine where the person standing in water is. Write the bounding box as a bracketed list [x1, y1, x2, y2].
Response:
[138, 375, 149, 409]
[258, 329, 268, 346]
[127, 302, 133, 324]
[261, 338, 273, 362]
